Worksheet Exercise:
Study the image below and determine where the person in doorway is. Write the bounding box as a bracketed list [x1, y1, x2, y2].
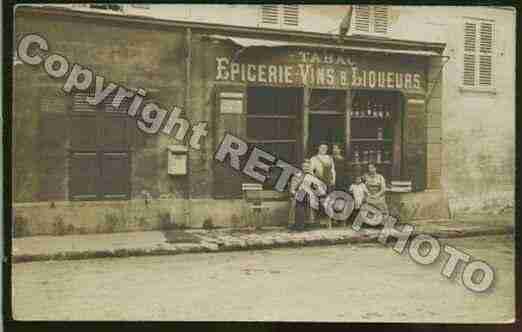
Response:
[310, 143, 336, 191]
[363, 163, 388, 214]
[310, 144, 336, 227]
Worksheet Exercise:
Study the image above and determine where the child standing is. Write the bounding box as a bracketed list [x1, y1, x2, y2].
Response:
[348, 175, 368, 222]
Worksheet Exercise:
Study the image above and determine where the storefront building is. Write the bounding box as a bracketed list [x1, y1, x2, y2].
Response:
[12, 6, 482, 235]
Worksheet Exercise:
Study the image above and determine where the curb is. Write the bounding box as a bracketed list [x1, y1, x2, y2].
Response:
[12, 225, 514, 264]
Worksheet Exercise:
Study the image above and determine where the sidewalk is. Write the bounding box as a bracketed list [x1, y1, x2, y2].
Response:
[12, 213, 514, 263]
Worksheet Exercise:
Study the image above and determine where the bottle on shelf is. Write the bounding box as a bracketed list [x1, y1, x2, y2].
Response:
[366, 100, 372, 118]
[353, 149, 360, 164]
[376, 150, 382, 164]
[385, 104, 391, 119]
[363, 150, 369, 163]
[384, 150, 391, 163]
[377, 127, 383, 140]
[378, 104, 384, 119]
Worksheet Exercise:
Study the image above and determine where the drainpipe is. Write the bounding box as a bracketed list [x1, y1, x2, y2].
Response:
[184, 27, 193, 226]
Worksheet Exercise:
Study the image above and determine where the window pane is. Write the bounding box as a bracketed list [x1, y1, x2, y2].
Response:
[70, 152, 99, 199]
[309, 89, 345, 111]
[247, 118, 278, 140]
[278, 118, 296, 139]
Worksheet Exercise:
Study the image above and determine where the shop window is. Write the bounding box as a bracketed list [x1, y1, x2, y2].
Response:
[69, 93, 131, 200]
[247, 87, 301, 187]
[349, 91, 402, 184]
[462, 19, 494, 88]
[260, 5, 300, 28]
[352, 5, 390, 35]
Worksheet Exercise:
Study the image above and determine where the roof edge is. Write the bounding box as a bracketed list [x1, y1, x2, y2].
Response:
[15, 5, 447, 53]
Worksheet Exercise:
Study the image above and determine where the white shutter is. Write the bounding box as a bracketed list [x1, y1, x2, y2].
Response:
[373, 6, 389, 34]
[353, 5, 370, 33]
[478, 22, 494, 87]
[282, 5, 299, 26]
[463, 22, 477, 86]
[462, 20, 494, 88]
[261, 5, 279, 25]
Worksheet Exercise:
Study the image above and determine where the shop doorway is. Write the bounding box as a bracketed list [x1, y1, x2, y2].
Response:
[307, 89, 347, 158]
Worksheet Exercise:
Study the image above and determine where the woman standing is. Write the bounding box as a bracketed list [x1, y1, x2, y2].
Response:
[310, 143, 336, 191]
[364, 163, 388, 214]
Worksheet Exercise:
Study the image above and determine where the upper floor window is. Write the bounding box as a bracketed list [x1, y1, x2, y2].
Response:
[352, 5, 390, 35]
[462, 19, 494, 88]
[259, 5, 299, 28]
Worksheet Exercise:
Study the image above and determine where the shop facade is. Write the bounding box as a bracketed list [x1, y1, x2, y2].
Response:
[13, 6, 449, 236]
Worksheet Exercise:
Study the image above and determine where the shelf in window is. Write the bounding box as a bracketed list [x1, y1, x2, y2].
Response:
[351, 138, 392, 142]
[309, 110, 344, 115]
[350, 116, 392, 120]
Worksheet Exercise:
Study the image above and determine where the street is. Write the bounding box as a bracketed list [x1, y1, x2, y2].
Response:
[12, 235, 514, 322]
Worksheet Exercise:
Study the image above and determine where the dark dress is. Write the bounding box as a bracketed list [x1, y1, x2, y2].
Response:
[333, 155, 347, 191]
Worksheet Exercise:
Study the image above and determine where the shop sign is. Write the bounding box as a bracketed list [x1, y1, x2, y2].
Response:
[215, 50, 424, 90]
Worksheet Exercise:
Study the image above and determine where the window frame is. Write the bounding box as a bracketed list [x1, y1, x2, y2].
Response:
[68, 93, 132, 201]
[258, 5, 300, 29]
[460, 17, 496, 93]
[351, 5, 391, 36]
[246, 86, 300, 166]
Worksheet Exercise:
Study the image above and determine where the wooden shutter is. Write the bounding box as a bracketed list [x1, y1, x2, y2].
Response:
[70, 152, 99, 200]
[101, 152, 130, 199]
[70, 116, 97, 149]
[463, 22, 477, 86]
[100, 116, 130, 150]
[373, 6, 389, 34]
[353, 5, 371, 33]
[38, 113, 67, 200]
[282, 5, 299, 26]
[403, 97, 426, 192]
[261, 5, 279, 25]
[478, 22, 493, 87]
[463, 20, 494, 87]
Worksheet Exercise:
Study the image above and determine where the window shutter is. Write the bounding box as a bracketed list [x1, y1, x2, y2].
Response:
[463, 22, 477, 86]
[373, 6, 389, 34]
[101, 152, 130, 199]
[261, 5, 279, 25]
[71, 116, 98, 149]
[72, 93, 97, 112]
[353, 5, 371, 33]
[70, 152, 100, 200]
[282, 5, 299, 26]
[478, 22, 493, 87]
[38, 113, 67, 200]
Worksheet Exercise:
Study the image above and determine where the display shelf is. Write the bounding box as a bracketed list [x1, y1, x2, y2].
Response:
[351, 138, 392, 142]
